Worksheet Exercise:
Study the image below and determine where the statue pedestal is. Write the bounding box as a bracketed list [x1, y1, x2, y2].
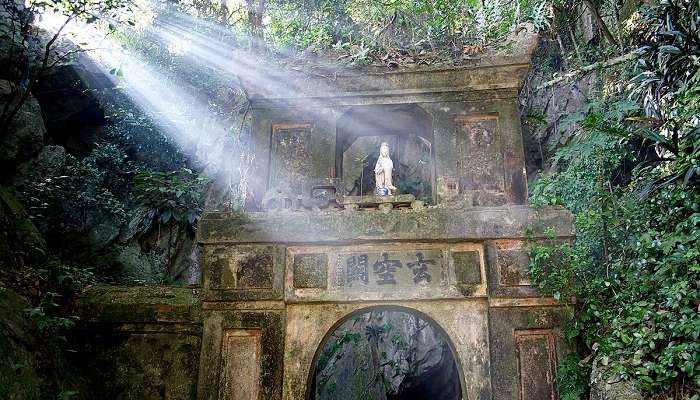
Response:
[341, 194, 418, 211]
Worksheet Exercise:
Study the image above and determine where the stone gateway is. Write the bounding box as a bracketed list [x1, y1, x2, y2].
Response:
[77, 53, 574, 400]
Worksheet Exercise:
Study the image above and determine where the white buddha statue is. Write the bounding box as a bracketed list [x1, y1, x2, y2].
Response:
[374, 142, 397, 196]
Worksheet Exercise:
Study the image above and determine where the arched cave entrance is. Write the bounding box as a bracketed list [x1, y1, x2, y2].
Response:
[335, 105, 435, 203]
[307, 307, 462, 400]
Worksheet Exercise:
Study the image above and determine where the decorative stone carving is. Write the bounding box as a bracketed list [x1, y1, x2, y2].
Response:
[261, 185, 340, 212]
[220, 252, 274, 289]
[437, 176, 459, 203]
[269, 123, 313, 195]
[455, 115, 505, 192]
[293, 254, 328, 289]
[452, 251, 482, 285]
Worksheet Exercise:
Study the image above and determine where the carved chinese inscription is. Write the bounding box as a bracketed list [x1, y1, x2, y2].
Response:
[345, 254, 369, 286]
[334, 250, 442, 289]
[373, 252, 403, 284]
[407, 252, 435, 284]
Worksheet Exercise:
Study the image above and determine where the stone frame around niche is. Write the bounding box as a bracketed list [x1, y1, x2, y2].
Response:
[197, 307, 286, 400]
[268, 122, 315, 195]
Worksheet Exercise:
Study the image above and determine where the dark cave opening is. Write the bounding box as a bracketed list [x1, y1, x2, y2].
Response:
[310, 309, 461, 400]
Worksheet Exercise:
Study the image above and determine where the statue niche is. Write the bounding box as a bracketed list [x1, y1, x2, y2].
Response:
[336, 105, 434, 203]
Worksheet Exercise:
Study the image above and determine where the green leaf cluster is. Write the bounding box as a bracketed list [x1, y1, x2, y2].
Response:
[263, 0, 551, 60]
[132, 168, 209, 229]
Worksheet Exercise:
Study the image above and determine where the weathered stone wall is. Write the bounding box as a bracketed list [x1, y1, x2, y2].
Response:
[73, 203, 573, 400]
[283, 301, 491, 400]
[73, 286, 202, 400]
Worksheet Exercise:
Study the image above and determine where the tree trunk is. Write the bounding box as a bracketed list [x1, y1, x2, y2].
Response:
[246, 0, 265, 48]
[167, 223, 173, 277]
[582, 0, 619, 47]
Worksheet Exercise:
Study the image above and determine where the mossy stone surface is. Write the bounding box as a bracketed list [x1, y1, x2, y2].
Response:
[0, 288, 44, 400]
[76, 285, 201, 323]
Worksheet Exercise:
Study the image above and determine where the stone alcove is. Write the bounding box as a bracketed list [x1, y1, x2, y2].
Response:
[335, 105, 435, 203]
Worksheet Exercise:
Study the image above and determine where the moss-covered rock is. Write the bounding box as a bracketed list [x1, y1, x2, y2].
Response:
[0, 186, 46, 268]
[0, 288, 45, 399]
[589, 361, 643, 400]
[73, 329, 201, 400]
[0, 95, 45, 169]
[106, 243, 165, 285]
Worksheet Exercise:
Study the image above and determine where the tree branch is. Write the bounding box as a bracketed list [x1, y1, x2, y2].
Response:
[582, 0, 619, 47]
[0, 15, 73, 133]
[536, 52, 636, 90]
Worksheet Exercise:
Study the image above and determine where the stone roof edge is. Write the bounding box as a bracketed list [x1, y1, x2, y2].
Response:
[244, 61, 532, 103]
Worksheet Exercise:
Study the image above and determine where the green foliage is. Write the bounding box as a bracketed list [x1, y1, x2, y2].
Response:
[132, 168, 209, 229]
[631, 0, 700, 189]
[57, 390, 79, 400]
[528, 2, 700, 396]
[14, 135, 201, 284]
[557, 353, 591, 400]
[523, 109, 547, 129]
[24, 292, 76, 337]
[532, 150, 700, 396]
[19, 143, 132, 237]
[42, 257, 95, 294]
[316, 329, 362, 372]
[263, 0, 551, 62]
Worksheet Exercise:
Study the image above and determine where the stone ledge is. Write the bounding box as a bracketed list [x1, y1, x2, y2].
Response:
[197, 205, 574, 244]
[76, 285, 201, 324]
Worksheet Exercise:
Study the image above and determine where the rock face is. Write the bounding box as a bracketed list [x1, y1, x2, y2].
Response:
[519, 39, 599, 180]
[0, 1, 28, 70]
[0, 186, 46, 267]
[0, 92, 46, 170]
[589, 362, 643, 400]
[12, 145, 67, 188]
[312, 310, 460, 400]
